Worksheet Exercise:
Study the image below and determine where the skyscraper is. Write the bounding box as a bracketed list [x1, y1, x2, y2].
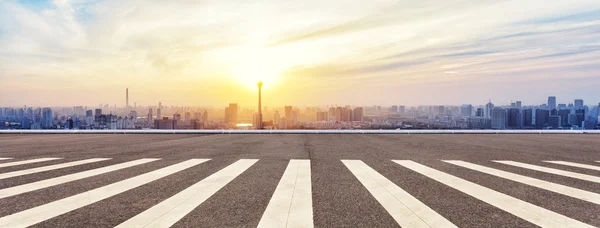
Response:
[535, 109, 550, 129]
[574, 99, 584, 109]
[491, 107, 506, 129]
[548, 96, 556, 110]
[460, 104, 473, 117]
[157, 108, 162, 120]
[506, 108, 522, 129]
[475, 108, 484, 117]
[225, 103, 238, 124]
[147, 108, 153, 122]
[126, 88, 129, 108]
[257, 81, 263, 129]
[42, 108, 53, 128]
[185, 112, 191, 125]
[285, 106, 293, 120]
[522, 108, 533, 127]
[485, 100, 494, 118]
[353, 107, 364, 121]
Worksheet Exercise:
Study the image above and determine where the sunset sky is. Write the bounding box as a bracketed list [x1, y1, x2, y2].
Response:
[1, 0, 599, 107]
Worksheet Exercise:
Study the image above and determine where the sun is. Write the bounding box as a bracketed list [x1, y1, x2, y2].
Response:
[228, 46, 283, 91]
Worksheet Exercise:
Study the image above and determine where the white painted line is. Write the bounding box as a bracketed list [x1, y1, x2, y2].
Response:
[0, 158, 12, 161]
[0, 158, 61, 168]
[494, 161, 600, 184]
[258, 160, 313, 228]
[0, 158, 159, 199]
[116, 159, 257, 228]
[445, 161, 600, 205]
[0, 158, 112, 180]
[0, 159, 208, 228]
[544, 161, 600, 171]
[343, 160, 456, 228]
[394, 160, 594, 228]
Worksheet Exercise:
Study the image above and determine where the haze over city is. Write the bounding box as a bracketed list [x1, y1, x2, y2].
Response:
[1, 0, 600, 107]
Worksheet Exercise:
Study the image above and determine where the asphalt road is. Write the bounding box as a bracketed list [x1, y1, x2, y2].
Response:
[1, 134, 600, 228]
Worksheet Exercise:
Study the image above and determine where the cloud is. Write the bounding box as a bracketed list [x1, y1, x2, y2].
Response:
[1, 0, 600, 106]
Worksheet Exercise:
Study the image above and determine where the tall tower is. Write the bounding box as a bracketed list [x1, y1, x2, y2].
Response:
[257, 81, 263, 129]
[126, 88, 129, 108]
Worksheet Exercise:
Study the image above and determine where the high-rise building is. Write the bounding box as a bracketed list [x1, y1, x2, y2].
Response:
[485, 100, 494, 118]
[126, 88, 129, 108]
[42, 108, 53, 128]
[574, 99, 584, 109]
[202, 110, 208, 123]
[398, 106, 406, 114]
[568, 113, 579, 126]
[285, 106, 293, 120]
[171, 114, 181, 127]
[157, 108, 162, 120]
[548, 96, 556, 110]
[147, 108, 153, 122]
[535, 109, 550, 129]
[460, 104, 473, 117]
[316, 111, 328, 121]
[475, 108, 484, 117]
[522, 108, 533, 127]
[506, 108, 522, 129]
[491, 108, 506, 129]
[225, 103, 238, 124]
[95, 109, 102, 116]
[353, 107, 364, 122]
[515, 101, 522, 109]
[549, 115, 561, 129]
[389, 105, 398, 113]
[154, 117, 177, 129]
[274, 111, 280, 126]
[185, 112, 191, 125]
[557, 109, 570, 127]
[575, 109, 585, 127]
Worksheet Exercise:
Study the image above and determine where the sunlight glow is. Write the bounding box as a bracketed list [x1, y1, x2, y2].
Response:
[229, 46, 282, 91]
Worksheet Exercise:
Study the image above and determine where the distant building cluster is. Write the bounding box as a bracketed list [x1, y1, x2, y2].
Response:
[1, 90, 599, 130]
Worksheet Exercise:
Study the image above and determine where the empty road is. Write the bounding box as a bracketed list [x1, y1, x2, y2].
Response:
[1, 134, 599, 227]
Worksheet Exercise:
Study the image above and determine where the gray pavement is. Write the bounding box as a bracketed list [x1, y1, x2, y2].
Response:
[0, 134, 599, 227]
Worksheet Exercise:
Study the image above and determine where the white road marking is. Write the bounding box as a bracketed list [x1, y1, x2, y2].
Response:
[0, 158, 159, 199]
[343, 160, 457, 228]
[116, 159, 257, 228]
[258, 160, 313, 228]
[544, 161, 600, 171]
[394, 160, 594, 228]
[0, 159, 208, 228]
[0, 158, 61, 168]
[0, 158, 111, 180]
[494, 161, 600, 183]
[445, 160, 600, 205]
[0, 158, 12, 161]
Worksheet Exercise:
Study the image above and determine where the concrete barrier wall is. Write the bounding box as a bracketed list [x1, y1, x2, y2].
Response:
[1, 130, 600, 134]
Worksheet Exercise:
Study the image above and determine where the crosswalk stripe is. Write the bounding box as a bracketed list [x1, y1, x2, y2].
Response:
[0, 158, 112, 180]
[0, 158, 160, 199]
[343, 160, 456, 228]
[0, 158, 61, 168]
[544, 161, 600, 171]
[494, 161, 600, 183]
[116, 159, 257, 228]
[394, 160, 594, 228]
[0, 159, 209, 228]
[258, 160, 313, 228]
[445, 160, 600, 205]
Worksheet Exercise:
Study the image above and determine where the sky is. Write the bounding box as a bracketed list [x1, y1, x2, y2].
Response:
[1, 0, 599, 107]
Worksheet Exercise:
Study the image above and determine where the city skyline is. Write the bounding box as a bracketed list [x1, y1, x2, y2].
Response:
[1, 1, 600, 106]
